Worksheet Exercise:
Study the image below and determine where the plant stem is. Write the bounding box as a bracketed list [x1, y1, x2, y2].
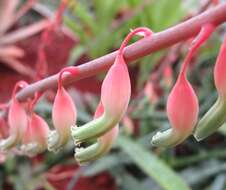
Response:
[12, 3, 226, 103]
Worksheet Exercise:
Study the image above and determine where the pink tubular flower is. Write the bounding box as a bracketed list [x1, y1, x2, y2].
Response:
[194, 35, 226, 141]
[0, 81, 28, 150]
[48, 67, 77, 152]
[152, 24, 215, 147]
[21, 112, 49, 156]
[74, 102, 118, 164]
[71, 27, 153, 144]
[21, 93, 49, 156]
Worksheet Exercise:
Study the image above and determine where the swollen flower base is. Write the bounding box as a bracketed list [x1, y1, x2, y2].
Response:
[194, 35, 226, 141]
[151, 24, 215, 147]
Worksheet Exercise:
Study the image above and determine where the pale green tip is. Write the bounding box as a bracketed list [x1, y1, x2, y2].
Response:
[71, 114, 117, 143]
[151, 129, 190, 147]
[194, 97, 226, 141]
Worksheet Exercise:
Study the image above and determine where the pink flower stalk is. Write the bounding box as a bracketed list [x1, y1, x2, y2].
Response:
[74, 102, 119, 164]
[21, 93, 49, 156]
[0, 81, 28, 150]
[194, 35, 226, 140]
[152, 24, 215, 147]
[48, 67, 77, 152]
[71, 27, 153, 144]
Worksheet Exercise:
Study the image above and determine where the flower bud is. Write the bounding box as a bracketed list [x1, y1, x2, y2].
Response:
[48, 67, 77, 152]
[71, 27, 152, 143]
[0, 81, 28, 150]
[194, 36, 226, 141]
[74, 102, 118, 164]
[21, 113, 49, 156]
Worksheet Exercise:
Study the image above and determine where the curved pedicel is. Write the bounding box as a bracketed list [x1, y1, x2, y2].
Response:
[151, 24, 215, 147]
[73, 102, 119, 164]
[194, 35, 226, 141]
[0, 81, 28, 150]
[48, 67, 77, 152]
[72, 27, 152, 143]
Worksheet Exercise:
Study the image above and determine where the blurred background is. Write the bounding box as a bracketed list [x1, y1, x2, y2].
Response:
[0, 0, 226, 189]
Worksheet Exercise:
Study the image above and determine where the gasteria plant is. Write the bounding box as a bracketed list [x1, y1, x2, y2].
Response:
[0, 1, 226, 168]
[151, 24, 215, 147]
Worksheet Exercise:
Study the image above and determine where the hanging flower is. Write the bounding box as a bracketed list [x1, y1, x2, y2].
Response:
[21, 112, 49, 156]
[74, 102, 119, 164]
[0, 81, 28, 150]
[71, 27, 153, 144]
[194, 35, 226, 141]
[152, 24, 215, 147]
[48, 67, 77, 152]
[21, 93, 49, 156]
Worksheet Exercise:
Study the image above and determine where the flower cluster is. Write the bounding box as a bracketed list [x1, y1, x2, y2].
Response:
[1, 22, 226, 164]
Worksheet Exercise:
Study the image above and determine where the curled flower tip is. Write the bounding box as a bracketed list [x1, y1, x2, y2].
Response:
[21, 112, 49, 157]
[0, 81, 28, 151]
[48, 67, 77, 152]
[151, 75, 199, 147]
[194, 36, 226, 141]
[72, 27, 152, 143]
[73, 102, 119, 164]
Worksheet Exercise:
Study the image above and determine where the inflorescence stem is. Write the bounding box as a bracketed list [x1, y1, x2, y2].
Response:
[12, 3, 226, 103]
